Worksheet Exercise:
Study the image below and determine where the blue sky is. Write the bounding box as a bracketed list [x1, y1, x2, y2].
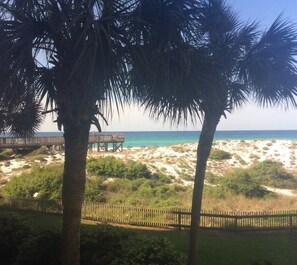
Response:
[40, 0, 297, 132]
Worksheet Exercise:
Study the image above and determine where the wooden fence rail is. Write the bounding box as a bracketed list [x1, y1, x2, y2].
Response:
[1, 197, 297, 232]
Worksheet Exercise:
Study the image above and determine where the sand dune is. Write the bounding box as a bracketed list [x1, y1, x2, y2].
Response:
[1, 140, 296, 192]
[90, 139, 297, 177]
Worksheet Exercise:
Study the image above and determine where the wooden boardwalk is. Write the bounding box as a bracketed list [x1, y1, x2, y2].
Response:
[0, 134, 125, 152]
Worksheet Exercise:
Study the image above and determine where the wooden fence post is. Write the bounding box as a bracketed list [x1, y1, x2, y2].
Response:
[234, 216, 238, 234]
[290, 214, 293, 233]
[178, 209, 182, 231]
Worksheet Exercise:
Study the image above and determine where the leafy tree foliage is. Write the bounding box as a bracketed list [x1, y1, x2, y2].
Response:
[0, 1, 200, 263]
[133, 0, 297, 262]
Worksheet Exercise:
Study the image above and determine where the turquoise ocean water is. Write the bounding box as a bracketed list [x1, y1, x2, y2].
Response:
[36, 130, 297, 147]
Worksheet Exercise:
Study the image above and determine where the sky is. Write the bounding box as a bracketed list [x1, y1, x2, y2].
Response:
[40, 0, 297, 132]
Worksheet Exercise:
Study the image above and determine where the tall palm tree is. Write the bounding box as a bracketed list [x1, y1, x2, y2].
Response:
[132, 1, 297, 264]
[0, 1, 129, 264]
[0, 0, 200, 264]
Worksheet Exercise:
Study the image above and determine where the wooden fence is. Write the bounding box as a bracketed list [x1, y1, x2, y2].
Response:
[1, 197, 297, 232]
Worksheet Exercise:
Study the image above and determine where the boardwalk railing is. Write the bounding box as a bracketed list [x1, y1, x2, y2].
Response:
[0, 134, 125, 149]
[1, 197, 297, 232]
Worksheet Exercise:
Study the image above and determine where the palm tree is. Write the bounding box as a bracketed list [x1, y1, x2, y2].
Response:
[132, 1, 297, 264]
[0, 1, 130, 264]
[0, 0, 200, 264]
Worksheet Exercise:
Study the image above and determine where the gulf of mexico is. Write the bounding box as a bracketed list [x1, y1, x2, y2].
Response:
[108, 130, 297, 147]
[11, 130, 297, 148]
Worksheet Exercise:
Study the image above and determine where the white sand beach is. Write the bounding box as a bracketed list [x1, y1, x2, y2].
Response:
[1, 140, 297, 193]
[89, 139, 297, 176]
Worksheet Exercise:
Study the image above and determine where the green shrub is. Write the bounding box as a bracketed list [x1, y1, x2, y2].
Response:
[14, 225, 183, 265]
[81, 225, 184, 265]
[3, 164, 63, 199]
[29, 147, 49, 156]
[84, 177, 105, 202]
[0, 149, 13, 160]
[203, 185, 227, 199]
[17, 230, 61, 265]
[0, 212, 32, 263]
[233, 154, 247, 165]
[107, 178, 132, 193]
[209, 149, 231, 160]
[124, 160, 151, 179]
[87, 156, 125, 177]
[219, 169, 269, 198]
[249, 160, 297, 188]
[205, 172, 219, 185]
[80, 224, 134, 265]
[152, 173, 173, 184]
[102, 178, 189, 207]
[113, 238, 184, 265]
[87, 156, 151, 179]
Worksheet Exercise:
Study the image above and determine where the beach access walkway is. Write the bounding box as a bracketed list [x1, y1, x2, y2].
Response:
[0, 134, 125, 152]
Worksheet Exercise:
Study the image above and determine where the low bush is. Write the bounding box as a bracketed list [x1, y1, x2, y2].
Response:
[203, 185, 227, 199]
[219, 169, 269, 198]
[28, 147, 49, 156]
[113, 237, 184, 265]
[103, 178, 189, 207]
[0, 149, 13, 160]
[249, 160, 297, 188]
[209, 149, 231, 160]
[152, 172, 173, 184]
[82, 225, 184, 265]
[84, 177, 105, 202]
[17, 230, 61, 265]
[205, 172, 219, 185]
[80, 224, 134, 265]
[1, 163, 188, 207]
[87, 156, 151, 179]
[233, 154, 247, 165]
[124, 160, 151, 179]
[3, 164, 64, 200]
[15, 224, 184, 265]
[0, 212, 32, 263]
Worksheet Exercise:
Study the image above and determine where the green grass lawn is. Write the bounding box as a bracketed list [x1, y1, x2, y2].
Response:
[13, 211, 297, 265]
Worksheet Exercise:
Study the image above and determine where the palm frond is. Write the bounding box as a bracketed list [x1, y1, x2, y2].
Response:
[243, 15, 297, 108]
[0, 93, 43, 137]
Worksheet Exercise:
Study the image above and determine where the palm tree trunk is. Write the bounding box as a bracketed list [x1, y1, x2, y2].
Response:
[61, 122, 90, 265]
[187, 112, 221, 265]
